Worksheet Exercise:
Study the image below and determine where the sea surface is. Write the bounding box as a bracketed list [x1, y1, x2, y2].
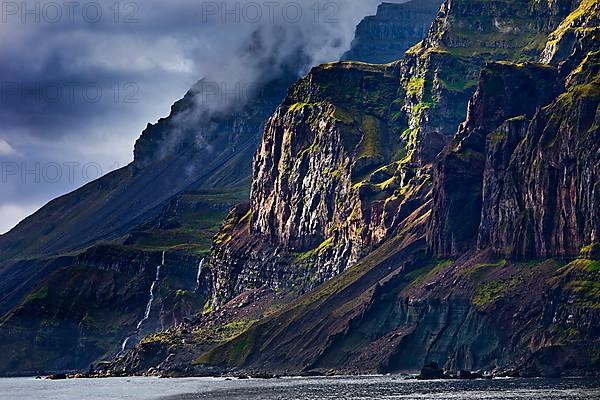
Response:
[1, 376, 599, 400]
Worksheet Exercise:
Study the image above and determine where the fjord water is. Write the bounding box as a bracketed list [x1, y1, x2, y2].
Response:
[1, 377, 599, 400]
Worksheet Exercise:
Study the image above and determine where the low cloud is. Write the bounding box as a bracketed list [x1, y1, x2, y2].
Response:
[0, 0, 397, 233]
[0, 139, 17, 155]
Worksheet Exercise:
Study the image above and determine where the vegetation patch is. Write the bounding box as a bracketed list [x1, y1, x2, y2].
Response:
[239, 210, 252, 225]
[194, 323, 258, 366]
[473, 277, 519, 309]
[289, 102, 315, 112]
[22, 287, 49, 305]
[357, 115, 383, 159]
[406, 259, 453, 288]
[571, 258, 600, 273]
[569, 280, 600, 309]
[295, 237, 334, 263]
[545, 0, 598, 50]
[488, 129, 509, 143]
[464, 259, 507, 280]
[581, 243, 600, 260]
[406, 77, 425, 97]
[332, 106, 356, 125]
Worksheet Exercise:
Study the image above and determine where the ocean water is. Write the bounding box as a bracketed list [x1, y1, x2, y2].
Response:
[1, 376, 599, 400]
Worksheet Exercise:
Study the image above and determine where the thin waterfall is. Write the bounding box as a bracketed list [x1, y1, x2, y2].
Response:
[136, 250, 164, 330]
[195, 258, 205, 292]
[120, 337, 130, 352]
[120, 251, 166, 353]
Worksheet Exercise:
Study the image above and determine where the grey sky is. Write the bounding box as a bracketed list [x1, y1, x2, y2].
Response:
[0, 0, 394, 234]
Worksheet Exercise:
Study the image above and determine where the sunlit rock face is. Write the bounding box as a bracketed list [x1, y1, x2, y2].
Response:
[429, 0, 600, 259]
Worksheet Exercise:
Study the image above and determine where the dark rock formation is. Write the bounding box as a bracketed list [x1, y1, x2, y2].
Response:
[342, 0, 443, 64]
[417, 362, 447, 379]
[430, 0, 600, 259]
[478, 57, 599, 259]
[46, 373, 67, 380]
[429, 62, 563, 258]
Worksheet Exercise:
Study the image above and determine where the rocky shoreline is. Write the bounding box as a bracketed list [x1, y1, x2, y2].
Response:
[48, 361, 598, 381]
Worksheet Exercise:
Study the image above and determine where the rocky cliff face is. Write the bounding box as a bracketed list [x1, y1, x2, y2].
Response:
[208, 61, 437, 305]
[429, 62, 564, 257]
[250, 63, 404, 277]
[478, 55, 599, 259]
[396, 0, 576, 165]
[171, 0, 599, 378]
[430, 0, 600, 259]
[207, 0, 578, 307]
[342, 0, 443, 64]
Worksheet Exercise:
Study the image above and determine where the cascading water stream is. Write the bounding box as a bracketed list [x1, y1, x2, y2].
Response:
[194, 258, 205, 292]
[120, 251, 165, 353]
[120, 337, 131, 352]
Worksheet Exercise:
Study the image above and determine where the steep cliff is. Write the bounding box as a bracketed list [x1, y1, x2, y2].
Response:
[342, 0, 443, 64]
[478, 54, 599, 258]
[395, 0, 575, 164]
[208, 61, 438, 306]
[429, 62, 563, 257]
[154, 0, 599, 378]
[430, 0, 600, 259]
[207, 0, 574, 308]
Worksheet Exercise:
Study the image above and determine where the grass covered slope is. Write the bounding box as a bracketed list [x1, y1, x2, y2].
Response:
[198, 249, 599, 376]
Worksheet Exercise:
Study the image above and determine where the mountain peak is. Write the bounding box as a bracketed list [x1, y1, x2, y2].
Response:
[342, 0, 443, 64]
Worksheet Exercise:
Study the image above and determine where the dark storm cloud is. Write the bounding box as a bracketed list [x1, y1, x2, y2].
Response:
[0, 0, 398, 233]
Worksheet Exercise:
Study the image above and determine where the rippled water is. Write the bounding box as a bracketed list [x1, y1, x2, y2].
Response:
[1, 376, 599, 400]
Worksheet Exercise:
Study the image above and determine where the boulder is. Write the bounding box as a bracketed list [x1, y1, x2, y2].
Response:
[47, 373, 67, 380]
[417, 362, 447, 380]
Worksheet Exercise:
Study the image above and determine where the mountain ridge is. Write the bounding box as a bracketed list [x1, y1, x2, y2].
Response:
[0, 0, 598, 379]
[0, 2, 443, 376]
[102, 0, 600, 378]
